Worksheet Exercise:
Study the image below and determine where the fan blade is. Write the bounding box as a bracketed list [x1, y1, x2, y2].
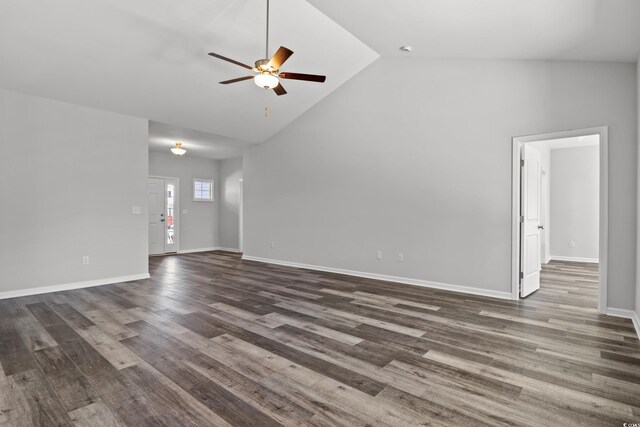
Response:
[273, 83, 287, 96]
[267, 46, 294, 70]
[219, 76, 254, 85]
[279, 72, 326, 83]
[208, 52, 254, 70]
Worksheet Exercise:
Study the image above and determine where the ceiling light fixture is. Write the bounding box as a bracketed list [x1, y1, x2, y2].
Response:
[400, 45, 413, 53]
[254, 72, 279, 89]
[171, 141, 186, 156]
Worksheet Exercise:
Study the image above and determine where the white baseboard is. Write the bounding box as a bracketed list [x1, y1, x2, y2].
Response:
[242, 255, 512, 300]
[216, 247, 242, 253]
[550, 255, 599, 263]
[606, 308, 640, 339]
[177, 247, 241, 254]
[0, 273, 150, 301]
[177, 247, 220, 254]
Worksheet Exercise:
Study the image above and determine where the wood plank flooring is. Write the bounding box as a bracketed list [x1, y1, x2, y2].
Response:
[0, 252, 638, 426]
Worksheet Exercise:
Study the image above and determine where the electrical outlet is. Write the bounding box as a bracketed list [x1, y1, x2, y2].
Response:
[270, 241, 275, 249]
[397, 253, 404, 262]
[570, 241, 576, 248]
[82, 256, 89, 265]
[376, 250, 382, 260]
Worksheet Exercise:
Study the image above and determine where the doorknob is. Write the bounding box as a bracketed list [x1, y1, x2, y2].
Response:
[161, 218, 165, 222]
[538, 225, 544, 230]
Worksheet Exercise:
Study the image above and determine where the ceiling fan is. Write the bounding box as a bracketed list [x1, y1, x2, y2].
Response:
[207, 0, 326, 96]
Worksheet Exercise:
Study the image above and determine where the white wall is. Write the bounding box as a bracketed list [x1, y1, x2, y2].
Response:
[550, 146, 599, 261]
[219, 157, 243, 251]
[0, 89, 149, 295]
[244, 58, 637, 310]
[149, 151, 221, 252]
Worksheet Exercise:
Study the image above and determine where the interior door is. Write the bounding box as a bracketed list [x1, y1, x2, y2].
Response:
[148, 177, 165, 255]
[520, 145, 542, 297]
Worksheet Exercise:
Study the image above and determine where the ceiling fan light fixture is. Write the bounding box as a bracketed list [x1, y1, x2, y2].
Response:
[254, 72, 279, 89]
[171, 141, 186, 156]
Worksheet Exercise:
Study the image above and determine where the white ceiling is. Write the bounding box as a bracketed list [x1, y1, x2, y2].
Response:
[0, 0, 378, 144]
[149, 121, 251, 159]
[307, 0, 640, 62]
[1, 1, 639, 157]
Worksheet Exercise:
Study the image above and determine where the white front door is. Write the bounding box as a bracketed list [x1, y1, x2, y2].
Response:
[148, 177, 179, 255]
[148, 177, 165, 255]
[520, 145, 542, 297]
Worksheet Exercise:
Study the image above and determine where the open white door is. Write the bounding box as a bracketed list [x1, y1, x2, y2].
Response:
[520, 145, 542, 297]
[148, 177, 164, 255]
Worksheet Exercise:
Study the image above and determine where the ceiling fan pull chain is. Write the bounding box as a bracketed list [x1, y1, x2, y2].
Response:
[264, 86, 269, 118]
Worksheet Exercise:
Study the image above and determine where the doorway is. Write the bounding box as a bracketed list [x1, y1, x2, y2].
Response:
[511, 127, 608, 313]
[148, 176, 179, 255]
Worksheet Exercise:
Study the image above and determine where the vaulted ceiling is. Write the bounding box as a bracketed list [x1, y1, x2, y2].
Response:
[0, 0, 378, 144]
[1, 0, 639, 151]
[308, 0, 640, 62]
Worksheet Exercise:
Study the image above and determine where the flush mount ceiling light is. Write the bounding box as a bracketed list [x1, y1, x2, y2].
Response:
[399, 45, 413, 53]
[171, 142, 186, 156]
[206, 0, 326, 96]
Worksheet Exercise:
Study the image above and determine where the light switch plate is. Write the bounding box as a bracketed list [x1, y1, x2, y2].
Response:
[183, 209, 188, 214]
[132, 206, 141, 215]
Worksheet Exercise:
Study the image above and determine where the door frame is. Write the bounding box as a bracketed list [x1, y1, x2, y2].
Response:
[510, 126, 608, 313]
[238, 178, 244, 253]
[149, 175, 180, 255]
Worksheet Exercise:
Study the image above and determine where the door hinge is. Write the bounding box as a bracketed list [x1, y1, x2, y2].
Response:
[519, 271, 524, 280]
[520, 216, 524, 223]
[520, 159, 524, 167]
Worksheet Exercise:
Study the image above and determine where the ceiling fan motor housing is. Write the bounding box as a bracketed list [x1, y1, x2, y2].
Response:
[255, 59, 272, 72]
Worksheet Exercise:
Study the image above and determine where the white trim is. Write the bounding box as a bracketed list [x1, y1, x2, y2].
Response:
[177, 247, 242, 254]
[549, 255, 599, 263]
[511, 126, 608, 313]
[178, 247, 220, 254]
[238, 179, 244, 253]
[242, 255, 512, 300]
[606, 308, 640, 339]
[0, 274, 150, 300]
[218, 247, 242, 253]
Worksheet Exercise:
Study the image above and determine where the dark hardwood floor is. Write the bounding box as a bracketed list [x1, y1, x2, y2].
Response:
[530, 260, 599, 310]
[0, 252, 638, 426]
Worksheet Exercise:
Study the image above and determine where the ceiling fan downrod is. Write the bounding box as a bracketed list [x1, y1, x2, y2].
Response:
[265, 0, 270, 59]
